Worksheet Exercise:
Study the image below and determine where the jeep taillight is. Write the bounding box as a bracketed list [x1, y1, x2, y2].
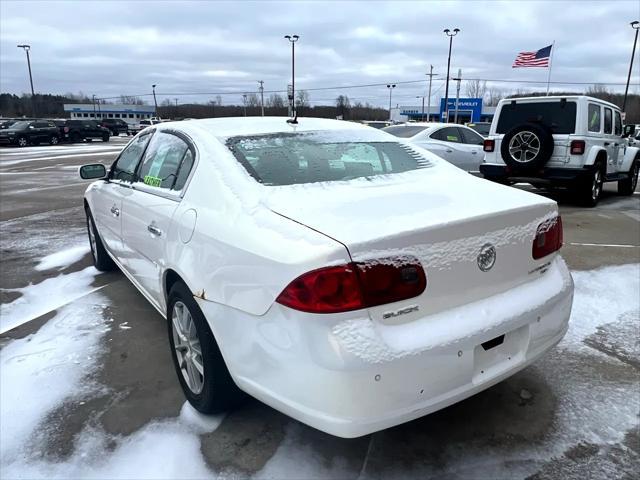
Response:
[483, 139, 495, 152]
[276, 258, 427, 314]
[570, 140, 585, 155]
[532, 216, 563, 260]
[63, 127, 69, 133]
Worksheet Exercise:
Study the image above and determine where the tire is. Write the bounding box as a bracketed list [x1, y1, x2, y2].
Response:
[577, 162, 604, 207]
[17, 136, 28, 147]
[500, 123, 554, 171]
[102, 133, 110, 142]
[618, 160, 639, 196]
[49, 135, 59, 145]
[85, 208, 116, 271]
[167, 281, 246, 414]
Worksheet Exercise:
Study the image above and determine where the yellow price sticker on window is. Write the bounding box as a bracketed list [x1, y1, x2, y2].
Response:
[143, 175, 162, 187]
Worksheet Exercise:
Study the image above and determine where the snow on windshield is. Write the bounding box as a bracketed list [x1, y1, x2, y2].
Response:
[226, 130, 432, 186]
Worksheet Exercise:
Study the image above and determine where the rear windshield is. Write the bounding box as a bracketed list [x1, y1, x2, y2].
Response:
[497, 101, 576, 134]
[382, 125, 429, 138]
[226, 130, 431, 186]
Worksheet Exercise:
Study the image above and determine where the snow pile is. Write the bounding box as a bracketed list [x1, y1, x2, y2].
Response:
[35, 244, 90, 271]
[0, 298, 111, 465]
[0, 266, 103, 334]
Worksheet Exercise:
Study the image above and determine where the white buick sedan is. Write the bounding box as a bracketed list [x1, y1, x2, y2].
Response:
[80, 117, 573, 438]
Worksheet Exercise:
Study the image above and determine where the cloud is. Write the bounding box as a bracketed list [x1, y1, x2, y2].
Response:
[0, 0, 637, 107]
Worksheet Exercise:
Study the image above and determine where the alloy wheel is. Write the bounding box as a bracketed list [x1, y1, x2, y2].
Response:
[17, 137, 27, 147]
[172, 301, 204, 394]
[87, 215, 97, 262]
[508, 131, 541, 163]
[592, 169, 602, 201]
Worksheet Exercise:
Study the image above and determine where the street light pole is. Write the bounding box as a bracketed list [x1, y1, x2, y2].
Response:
[152, 84, 158, 118]
[17, 44, 35, 116]
[453, 69, 462, 124]
[242, 93, 248, 117]
[443, 28, 460, 122]
[387, 84, 396, 121]
[426, 65, 438, 122]
[92, 94, 96, 117]
[623, 21, 640, 113]
[416, 96, 425, 121]
[284, 35, 299, 117]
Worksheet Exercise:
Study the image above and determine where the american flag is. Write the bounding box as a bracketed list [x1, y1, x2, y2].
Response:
[512, 45, 552, 68]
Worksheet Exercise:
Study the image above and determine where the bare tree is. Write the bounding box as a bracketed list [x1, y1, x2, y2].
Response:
[296, 90, 310, 107]
[267, 93, 285, 108]
[486, 87, 505, 106]
[245, 93, 260, 107]
[466, 79, 487, 99]
[119, 95, 145, 105]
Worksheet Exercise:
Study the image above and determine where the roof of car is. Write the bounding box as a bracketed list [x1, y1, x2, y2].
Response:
[158, 116, 373, 139]
[498, 95, 620, 110]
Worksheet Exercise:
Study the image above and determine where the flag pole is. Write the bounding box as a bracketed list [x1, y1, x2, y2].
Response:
[546, 41, 555, 96]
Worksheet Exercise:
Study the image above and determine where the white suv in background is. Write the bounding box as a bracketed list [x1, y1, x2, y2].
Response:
[480, 96, 639, 206]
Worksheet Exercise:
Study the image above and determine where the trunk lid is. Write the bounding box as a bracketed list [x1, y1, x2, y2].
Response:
[264, 168, 558, 324]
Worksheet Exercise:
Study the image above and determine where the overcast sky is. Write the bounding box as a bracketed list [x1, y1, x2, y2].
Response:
[1, 0, 639, 108]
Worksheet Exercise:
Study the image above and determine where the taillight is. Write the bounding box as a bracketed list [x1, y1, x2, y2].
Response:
[64, 126, 69, 133]
[570, 140, 585, 155]
[532, 216, 563, 260]
[483, 139, 495, 152]
[276, 258, 427, 314]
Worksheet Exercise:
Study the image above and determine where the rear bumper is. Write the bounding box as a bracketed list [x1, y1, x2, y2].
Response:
[480, 163, 592, 184]
[197, 256, 573, 438]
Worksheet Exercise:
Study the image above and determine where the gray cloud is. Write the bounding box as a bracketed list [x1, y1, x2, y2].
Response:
[1, 0, 638, 107]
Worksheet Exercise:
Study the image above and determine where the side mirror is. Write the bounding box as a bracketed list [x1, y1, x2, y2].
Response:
[622, 124, 635, 138]
[79, 163, 107, 179]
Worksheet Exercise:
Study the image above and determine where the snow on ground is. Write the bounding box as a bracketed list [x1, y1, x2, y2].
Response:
[35, 244, 90, 272]
[0, 266, 103, 334]
[0, 263, 638, 479]
[0, 297, 111, 465]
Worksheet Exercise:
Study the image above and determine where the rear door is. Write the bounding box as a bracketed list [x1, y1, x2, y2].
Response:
[457, 126, 484, 172]
[121, 130, 195, 305]
[421, 126, 468, 167]
[93, 132, 153, 259]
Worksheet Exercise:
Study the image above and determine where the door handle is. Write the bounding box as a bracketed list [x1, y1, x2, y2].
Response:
[471, 150, 478, 154]
[604, 142, 610, 146]
[110, 205, 120, 217]
[147, 224, 162, 237]
[446, 149, 453, 153]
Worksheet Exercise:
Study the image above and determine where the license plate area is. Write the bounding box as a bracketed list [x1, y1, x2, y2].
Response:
[473, 324, 529, 384]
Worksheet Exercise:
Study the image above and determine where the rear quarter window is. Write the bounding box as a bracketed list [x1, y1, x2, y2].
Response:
[497, 101, 577, 134]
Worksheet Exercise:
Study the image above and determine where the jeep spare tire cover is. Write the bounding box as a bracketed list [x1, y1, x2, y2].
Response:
[500, 123, 554, 170]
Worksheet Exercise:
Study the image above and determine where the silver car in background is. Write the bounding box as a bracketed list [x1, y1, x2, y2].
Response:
[384, 122, 485, 173]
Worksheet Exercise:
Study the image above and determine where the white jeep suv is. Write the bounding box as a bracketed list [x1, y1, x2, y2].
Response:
[480, 95, 639, 206]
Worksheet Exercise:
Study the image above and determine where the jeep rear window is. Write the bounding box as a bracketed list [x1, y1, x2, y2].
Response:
[226, 130, 432, 186]
[497, 101, 576, 134]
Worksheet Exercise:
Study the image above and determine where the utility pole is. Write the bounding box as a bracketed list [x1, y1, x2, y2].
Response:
[443, 28, 460, 122]
[426, 65, 438, 121]
[175, 98, 178, 119]
[623, 21, 640, 112]
[17, 44, 35, 116]
[453, 69, 462, 124]
[258, 80, 265, 116]
[92, 94, 96, 117]
[242, 94, 248, 116]
[387, 84, 396, 121]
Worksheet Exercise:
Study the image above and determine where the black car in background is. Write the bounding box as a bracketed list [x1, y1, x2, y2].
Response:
[0, 120, 60, 147]
[64, 120, 111, 143]
[100, 118, 130, 136]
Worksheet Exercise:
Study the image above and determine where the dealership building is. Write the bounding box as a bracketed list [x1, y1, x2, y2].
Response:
[391, 97, 496, 123]
[63, 104, 156, 125]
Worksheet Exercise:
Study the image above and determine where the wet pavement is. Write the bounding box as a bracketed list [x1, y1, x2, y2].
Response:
[0, 139, 638, 479]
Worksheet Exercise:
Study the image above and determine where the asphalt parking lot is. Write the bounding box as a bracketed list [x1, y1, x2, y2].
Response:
[0, 140, 638, 479]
